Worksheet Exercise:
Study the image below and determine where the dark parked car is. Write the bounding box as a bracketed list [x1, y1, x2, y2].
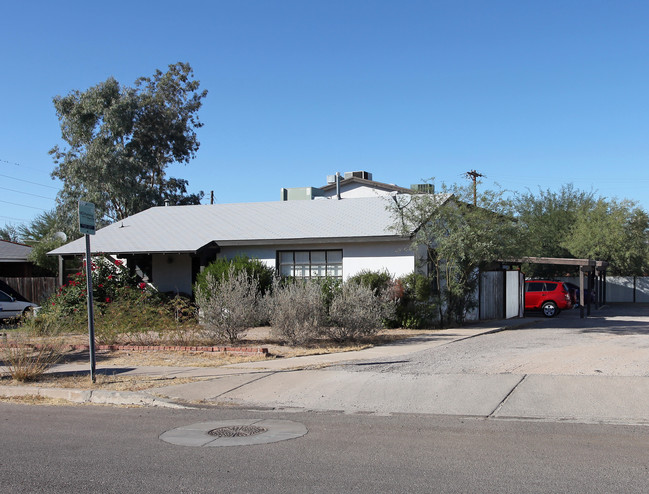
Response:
[563, 282, 596, 307]
[524, 280, 573, 317]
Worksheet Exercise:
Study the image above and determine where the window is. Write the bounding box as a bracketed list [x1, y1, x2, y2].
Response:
[278, 250, 343, 279]
[526, 282, 544, 292]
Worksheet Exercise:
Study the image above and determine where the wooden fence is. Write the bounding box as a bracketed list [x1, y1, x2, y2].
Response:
[0, 277, 58, 304]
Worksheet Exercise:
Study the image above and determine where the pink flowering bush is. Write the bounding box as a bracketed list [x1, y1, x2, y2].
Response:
[30, 256, 198, 339]
[44, 256, 138, 316]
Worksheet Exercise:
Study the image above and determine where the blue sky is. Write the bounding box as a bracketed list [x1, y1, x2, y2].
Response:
[1, 0, 648, 229]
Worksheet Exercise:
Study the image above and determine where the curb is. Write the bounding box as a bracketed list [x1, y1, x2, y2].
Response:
[0, 385, 189, 409]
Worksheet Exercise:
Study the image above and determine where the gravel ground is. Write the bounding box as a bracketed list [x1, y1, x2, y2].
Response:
[340, 305, 649, 377]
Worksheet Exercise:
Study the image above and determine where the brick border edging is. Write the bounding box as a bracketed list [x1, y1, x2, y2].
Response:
[1, 343, 269, 356]
[86, 344, 268, 355]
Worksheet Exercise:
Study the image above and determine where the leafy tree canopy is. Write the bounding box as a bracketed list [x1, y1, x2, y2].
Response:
[562, 198, 649, 276]
[512, 184, 598, 277]
[391, 180, 522, 325]
[512, 185, 649, 277]
[50, 62, 207, 223]
[0, 224, 21, 243]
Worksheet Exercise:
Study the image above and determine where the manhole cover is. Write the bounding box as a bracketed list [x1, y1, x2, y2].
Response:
[208, 425, 268, 437]
[160, 419, 308, 447]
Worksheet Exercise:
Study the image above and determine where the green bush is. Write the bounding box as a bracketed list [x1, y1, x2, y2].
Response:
[347, 269, 393, 295]
[393, 272, 439, 329]
[194, 256, 275, 296]
[315, 276, 342, 313]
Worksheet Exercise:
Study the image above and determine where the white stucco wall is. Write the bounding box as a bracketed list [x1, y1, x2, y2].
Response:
[340, 241, 415, 280]
[152, 254, 193, 295]
[149, 240, 417, 295]
[321, 183, 395, 199]
[218, 240, 416, 280]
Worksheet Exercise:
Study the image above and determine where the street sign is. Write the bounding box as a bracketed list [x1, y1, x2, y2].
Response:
[78, 200, 96, 235]
[78, 199, 97, 381]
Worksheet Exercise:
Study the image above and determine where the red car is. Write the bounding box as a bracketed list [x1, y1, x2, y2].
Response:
[524, 280, 573, 317]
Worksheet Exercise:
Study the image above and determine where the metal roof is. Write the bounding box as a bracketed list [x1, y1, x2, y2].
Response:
[49, 196, 429, 256]
[0, 240, 32, 262]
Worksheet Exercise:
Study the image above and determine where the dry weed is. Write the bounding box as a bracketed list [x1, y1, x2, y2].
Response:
[1, 334, 64, 382]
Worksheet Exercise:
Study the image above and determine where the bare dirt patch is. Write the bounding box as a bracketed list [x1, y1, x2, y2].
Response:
[0, 372, 204, 391]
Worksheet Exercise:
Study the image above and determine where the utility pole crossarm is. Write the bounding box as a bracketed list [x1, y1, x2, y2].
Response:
[465, 170, 485, 206]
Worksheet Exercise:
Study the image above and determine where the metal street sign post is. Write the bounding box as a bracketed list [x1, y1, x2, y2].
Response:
[79, 200, 97, 383]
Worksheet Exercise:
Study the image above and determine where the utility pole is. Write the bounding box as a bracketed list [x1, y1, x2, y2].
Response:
[465, 170, 485, 206]
[210, 191, 214, 205]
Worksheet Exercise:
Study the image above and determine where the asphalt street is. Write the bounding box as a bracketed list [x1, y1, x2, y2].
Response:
[2, 403, 648, 494]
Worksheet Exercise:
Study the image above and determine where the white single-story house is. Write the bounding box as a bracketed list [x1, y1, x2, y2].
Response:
[49, 195, 445, 296]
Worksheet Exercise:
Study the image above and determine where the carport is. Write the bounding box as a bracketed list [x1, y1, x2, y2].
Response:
[501, 257, 609, 319]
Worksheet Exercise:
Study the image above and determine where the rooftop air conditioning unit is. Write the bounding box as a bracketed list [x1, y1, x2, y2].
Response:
[411, 184, 435, 194]
[344, 171, 372, 180]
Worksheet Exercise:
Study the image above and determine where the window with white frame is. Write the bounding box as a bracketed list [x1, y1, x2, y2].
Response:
[278, 250, 343, 279]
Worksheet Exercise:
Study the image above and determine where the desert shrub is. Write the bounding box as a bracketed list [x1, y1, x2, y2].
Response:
[195, 267, 262, 342]
[347, 269, 393, 295]
[266, 278, 326, 345]
[1, 333, 63, 382]
[195, 256, 274, 296]
[324, 282, 396, 342]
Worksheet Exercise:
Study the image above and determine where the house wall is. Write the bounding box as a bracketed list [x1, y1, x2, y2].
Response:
[217, 240, 416, 280]
[152, 254, 193, 295]
[321, 183, 395, 199]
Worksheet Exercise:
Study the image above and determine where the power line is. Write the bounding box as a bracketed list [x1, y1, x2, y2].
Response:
[0, 157, 52, 174]
[0, 199, 48, 211]
[0, 186, 56, 201]
[0, 214, 29, 223]
[0, 172, 59, 190]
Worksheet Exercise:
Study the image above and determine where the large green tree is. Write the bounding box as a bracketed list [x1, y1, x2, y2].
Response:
[391, 181, 522, 325]
[512, 184, 598, 277]
[563, 198, 649, 275]
[512, 185, 649, 276]
[50, 62, 207, 223]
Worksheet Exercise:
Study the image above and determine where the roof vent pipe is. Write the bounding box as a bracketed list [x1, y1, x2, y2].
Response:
[336, 172, 341, 200]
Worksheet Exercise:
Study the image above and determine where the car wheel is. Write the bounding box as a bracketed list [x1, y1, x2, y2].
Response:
[542, 301, 558, 317]
[21, 307, 34, 320]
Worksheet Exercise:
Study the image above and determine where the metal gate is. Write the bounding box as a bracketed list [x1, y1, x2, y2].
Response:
[479, 271, 523, 320]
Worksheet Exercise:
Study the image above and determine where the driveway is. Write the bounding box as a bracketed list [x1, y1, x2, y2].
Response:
[153, 304, 649, 424]
[346, 304, 649, 377]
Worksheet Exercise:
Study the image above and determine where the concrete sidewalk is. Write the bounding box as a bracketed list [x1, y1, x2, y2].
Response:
[5, 312, 649, 425]
[1, 318, 530, 409]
